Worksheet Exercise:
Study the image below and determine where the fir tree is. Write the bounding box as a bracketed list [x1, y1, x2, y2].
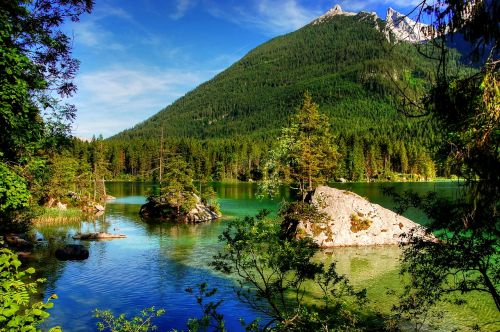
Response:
[262, 92, 339, 200]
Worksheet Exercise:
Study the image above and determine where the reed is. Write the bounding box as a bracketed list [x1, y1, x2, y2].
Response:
[33, 207, 84, 226]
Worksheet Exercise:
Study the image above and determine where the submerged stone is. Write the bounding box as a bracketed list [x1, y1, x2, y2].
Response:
[72, 232, 126, 240]
[55, 244, 89, 261]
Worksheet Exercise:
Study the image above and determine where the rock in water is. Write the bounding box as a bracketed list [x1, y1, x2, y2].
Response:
[72, 232, 126, 240]
[4, 234, 33, 250]
[55, 244, 89, 261]
[186, 203, 220, 223]
[294, 186, 434, 247]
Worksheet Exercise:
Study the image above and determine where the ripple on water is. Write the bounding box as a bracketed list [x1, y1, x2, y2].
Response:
[37, 182, 499, 331]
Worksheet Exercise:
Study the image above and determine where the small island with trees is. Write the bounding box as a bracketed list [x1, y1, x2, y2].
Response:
[139, 158, 221, 223]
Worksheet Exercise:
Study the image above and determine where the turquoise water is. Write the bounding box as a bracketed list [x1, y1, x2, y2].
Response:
[33, 182, 499, 331]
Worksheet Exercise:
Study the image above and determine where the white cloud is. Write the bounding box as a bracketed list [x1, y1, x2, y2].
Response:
[69, 3, 132, 50]
[252, 0, 322, 32]
[170, 0, 197, 20]
[95, 4, 132, 20]
[207, 0, 323, 35]
[71, 66, 218, 138]
[72, 20, 126, 51]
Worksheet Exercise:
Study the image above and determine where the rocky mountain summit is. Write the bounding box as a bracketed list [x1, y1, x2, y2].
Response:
[385, 7, 433, 43]
[312, 4, 432, 43]
[295, 186, 435, 247]
[312, 4, 355, 25]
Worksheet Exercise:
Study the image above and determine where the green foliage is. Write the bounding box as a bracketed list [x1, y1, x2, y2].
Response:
[159, 158, 197, 215]
[0, 0, 93, 160]
[0, 162, 30, 212]
[42, 154, 92, 204]
[0, 161, 34, 232]
[211, 209, 366, 331]
[386, 0, 500, 327]
[140, 157, 206, 221]
[0, 0, 92, 231]
[94, 307, 165, 332]
[184, 283, 227, 332]
[200, 186, 220, 216]
[0, 14, 44, 160]
[0, 245, 59, 331]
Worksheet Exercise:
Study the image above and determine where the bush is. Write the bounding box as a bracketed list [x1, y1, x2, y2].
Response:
[0, 245, 59, 331]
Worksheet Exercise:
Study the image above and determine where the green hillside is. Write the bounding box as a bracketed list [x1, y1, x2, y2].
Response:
[114, 13, 435, 141]
[93, 12, 455, 181]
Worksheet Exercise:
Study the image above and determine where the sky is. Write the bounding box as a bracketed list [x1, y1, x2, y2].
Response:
[66, 0, 422, 139]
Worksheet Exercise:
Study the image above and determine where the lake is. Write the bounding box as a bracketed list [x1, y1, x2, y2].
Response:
[33, 182, 499, 331]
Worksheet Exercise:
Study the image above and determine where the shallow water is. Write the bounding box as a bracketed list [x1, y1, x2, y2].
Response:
[33, 182, 499, 331]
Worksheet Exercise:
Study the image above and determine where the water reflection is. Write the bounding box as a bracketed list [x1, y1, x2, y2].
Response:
[321, 246, 401, 283]
[32, 181, 499, 331]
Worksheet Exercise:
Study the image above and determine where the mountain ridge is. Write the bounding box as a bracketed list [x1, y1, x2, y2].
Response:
[311, 4, 432, 43]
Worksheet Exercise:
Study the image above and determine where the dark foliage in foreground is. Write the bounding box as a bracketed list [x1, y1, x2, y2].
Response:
[211, 208, 369, 331]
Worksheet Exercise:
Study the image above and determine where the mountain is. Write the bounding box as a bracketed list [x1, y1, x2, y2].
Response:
[98, 5, 467, 181]
[113, 5, 438, 142]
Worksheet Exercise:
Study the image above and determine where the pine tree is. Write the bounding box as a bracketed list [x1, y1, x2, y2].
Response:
[161, 158, 197, 215]
[263, 92, 339, 200]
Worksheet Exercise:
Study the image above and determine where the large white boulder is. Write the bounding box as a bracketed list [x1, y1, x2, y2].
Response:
[297, 186, 433, 247]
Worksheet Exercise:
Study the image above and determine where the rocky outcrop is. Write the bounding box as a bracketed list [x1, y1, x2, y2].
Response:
[312, 4, 356, 25]
[56, 201, 67, 210]
[55, 244, 89, 261]
[81, 202, 106, 213]
[186, 203, 220, 223]
[295, 186, 434, 247]
[385, 7, 433, 43]
[311, 5, 433, 44]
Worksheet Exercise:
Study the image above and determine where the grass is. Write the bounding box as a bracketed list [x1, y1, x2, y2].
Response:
[32, 207, 84, 226]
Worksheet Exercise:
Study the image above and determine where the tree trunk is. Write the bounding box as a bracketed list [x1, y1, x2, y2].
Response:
[481, 268, 500, 312]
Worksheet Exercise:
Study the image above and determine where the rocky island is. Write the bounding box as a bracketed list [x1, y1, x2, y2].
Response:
[140, 192, 220, 223]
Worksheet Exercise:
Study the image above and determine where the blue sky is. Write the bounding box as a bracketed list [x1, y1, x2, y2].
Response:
[66, 0, 422, 139]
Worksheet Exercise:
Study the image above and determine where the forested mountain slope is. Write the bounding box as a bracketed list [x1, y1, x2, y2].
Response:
[113, 12, 437, 142]
[98, 9, 465, 181]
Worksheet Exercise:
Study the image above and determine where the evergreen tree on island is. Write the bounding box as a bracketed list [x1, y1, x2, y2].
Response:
[161, 158, 197, 215]
[261, 92, 339, 201]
